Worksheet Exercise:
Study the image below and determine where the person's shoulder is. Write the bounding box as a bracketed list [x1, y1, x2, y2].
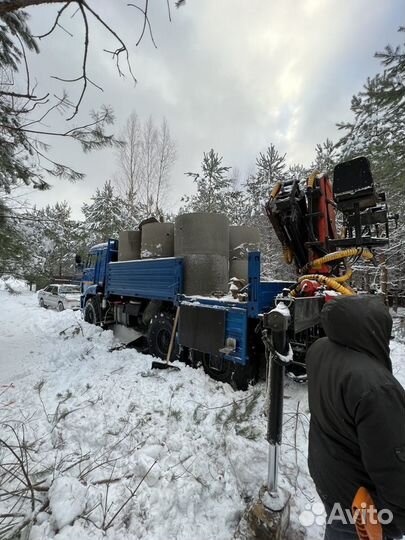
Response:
[306, 336, 336, 367]
[306, 336, 329, 357]
[354, 378, 405, 419]
[346, 361, 405, 407]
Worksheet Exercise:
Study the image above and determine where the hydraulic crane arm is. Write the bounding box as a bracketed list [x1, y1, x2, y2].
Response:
[265, 172, 338, 273]
[265, 157, 391, 280]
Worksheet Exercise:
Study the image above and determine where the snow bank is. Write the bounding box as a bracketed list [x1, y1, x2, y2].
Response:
[0, 275, 29, 293]
[49, 477, 87, 530]
[0, 291, 404, 540]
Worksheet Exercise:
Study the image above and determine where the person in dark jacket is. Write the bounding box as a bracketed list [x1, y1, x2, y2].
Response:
[306, 295, 405, 540]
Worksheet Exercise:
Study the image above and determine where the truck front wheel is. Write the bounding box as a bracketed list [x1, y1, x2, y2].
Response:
[147, 312, 177, 361]
[84, 297, 101, 325]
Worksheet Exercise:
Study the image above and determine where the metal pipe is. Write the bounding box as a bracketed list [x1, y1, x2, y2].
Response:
[267, 343, 285, 446]
[266, 334, 286, 493]
[267, 443, 280, 493]
[262, 302, 291, 494]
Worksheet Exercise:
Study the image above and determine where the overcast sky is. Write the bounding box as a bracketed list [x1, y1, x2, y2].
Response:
[23, 0, 403, 219]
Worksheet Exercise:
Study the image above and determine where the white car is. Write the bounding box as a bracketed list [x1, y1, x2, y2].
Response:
[37, 284, 81, 311]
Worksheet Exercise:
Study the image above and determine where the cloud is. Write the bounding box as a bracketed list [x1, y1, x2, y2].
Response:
[23, 0, 402, 219]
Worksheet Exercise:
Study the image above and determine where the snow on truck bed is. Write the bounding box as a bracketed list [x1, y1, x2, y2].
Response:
[0, 291, 404, 540]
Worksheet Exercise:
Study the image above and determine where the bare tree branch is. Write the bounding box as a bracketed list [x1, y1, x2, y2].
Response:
[0, 0, 175, 196]
[66, 3, 89, 119]
[34, 2, 71, 38]
[128, 1, 157, 48]
[82, 0, 137, 82]
[103, 460, 157, 530]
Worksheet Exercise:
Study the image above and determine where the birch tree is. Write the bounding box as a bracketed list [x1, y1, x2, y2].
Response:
[115, 114, 176, 223]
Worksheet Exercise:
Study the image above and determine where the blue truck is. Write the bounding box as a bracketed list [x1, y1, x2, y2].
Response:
[80, 239, 292, 389]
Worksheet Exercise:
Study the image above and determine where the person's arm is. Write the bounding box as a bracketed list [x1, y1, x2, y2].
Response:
[355, 383, 405, 533]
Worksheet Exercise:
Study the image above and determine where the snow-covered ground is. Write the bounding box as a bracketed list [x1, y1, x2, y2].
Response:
[0, 288, 404, 540]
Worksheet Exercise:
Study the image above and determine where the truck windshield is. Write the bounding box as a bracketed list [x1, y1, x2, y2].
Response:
[86, 254, 97, 268]
[60, 286, 80, 294]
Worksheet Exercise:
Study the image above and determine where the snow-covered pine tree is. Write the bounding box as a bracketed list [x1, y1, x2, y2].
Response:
[0, 199, 29, 278]
[182, 149, 232, 213]
[244, 144, 293, 279]
[311, 139, 340, 175]
[337, 27, 405, 296]
[5, 202, 84, 287]
[42, 202, 80, 278]
[27, 203, 80, 279]
[337, 27, 405, 205]
[245, 144, 286, 218]
[223, 188, 250, 225]
[82, 180, 124, 244]
[284, 163, 309, 183]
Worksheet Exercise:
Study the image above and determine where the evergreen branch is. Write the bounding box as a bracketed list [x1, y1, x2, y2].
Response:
[0, 0, 67, 15]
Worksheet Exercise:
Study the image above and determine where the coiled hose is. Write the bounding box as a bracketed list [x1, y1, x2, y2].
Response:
[310, 247, 374, 269]
[291, 274, 355, 297]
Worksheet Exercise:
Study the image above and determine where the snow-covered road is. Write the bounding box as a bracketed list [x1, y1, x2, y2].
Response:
[0, 293, 53, 384]
[0, 288, 404, 540]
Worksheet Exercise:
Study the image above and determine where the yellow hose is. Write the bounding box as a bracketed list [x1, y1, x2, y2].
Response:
[307, 171, 320, 189]
[290, 268, 353, 296]
[297, 274, 355, 295]
[270, 182, 282, 200]
[334, 269, 353, 283]
[271, 175, 363, 297]
[283, 246, 294, 264]
[311, 248, 374, 269]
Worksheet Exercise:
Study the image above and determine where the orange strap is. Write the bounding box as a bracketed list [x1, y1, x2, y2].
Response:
[352, 487, 383, 540]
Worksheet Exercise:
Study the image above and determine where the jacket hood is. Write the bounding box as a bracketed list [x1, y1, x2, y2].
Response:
[320, 295, 393, 371]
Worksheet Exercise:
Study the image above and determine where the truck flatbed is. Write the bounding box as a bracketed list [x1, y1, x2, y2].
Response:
[106, 257, 184, 302]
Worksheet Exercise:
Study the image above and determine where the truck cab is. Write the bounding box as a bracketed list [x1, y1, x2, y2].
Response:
[81, 239, 118, 308]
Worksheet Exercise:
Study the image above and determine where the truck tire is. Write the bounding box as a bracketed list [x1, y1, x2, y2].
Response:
[202, 354, 256, 391]
[147, 312, 178, 361]
[202, 354, 234, 385]
[57, 301, 64, 312]
[232, 362, 257, 391]
[84, 296, 101, 325]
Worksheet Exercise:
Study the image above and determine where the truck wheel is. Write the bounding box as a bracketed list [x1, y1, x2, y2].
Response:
[202, 354, 256, 391]
[202, 354, 235, 386]
[57, 302, 64, 312]
[39, 298, 45, 308]
[232, 363, 257, 391]
[84, 297, 101, 325]
[147, 312, 178, 361]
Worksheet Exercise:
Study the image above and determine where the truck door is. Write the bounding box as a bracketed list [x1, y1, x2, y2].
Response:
[82, 254, 96, 294]
[94, 250, 104, 287]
